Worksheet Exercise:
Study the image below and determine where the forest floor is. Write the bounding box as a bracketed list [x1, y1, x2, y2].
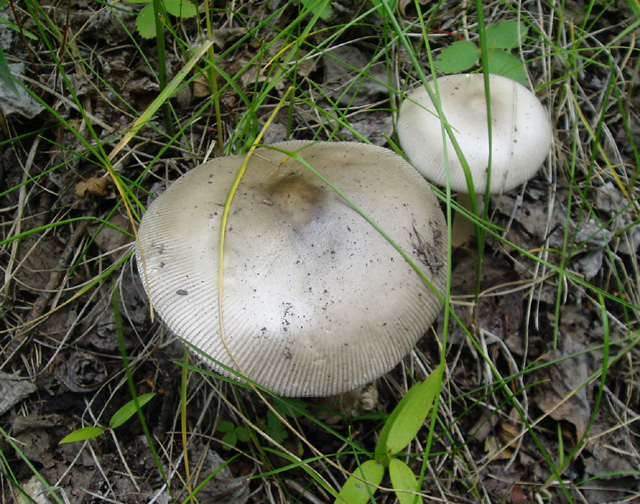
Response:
[1, 0, 639, 503]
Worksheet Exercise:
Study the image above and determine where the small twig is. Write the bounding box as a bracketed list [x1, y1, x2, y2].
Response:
[284, 479, 326, 504]
[109, 429, 142, 493]
[3, 136, 41, 299]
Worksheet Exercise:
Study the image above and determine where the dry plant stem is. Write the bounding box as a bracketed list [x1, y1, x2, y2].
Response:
[1, 219, 89, 368]
[21, 74, 115, 133]
[109, 429, 141, 493]
[3, 136, 40, 298]
[284, 479, 325, 504]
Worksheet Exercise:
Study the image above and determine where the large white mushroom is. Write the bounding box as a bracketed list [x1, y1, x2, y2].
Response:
[397, 73, 553, 246]
[136, 141, 447, 397]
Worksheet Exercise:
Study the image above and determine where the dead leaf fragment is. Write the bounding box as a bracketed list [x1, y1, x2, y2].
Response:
[75, 176, 108, 198]
[323, 45, 388, 106]
[399, 0, 428, 16]
[532, 333, 590, 441]
[193, 74, 211, 98]
[90, 213, 133, 256]
[0, 372, 37, 415]
[16, 475, 55, 504]
[211, 27, 248, 49]
[484, 434, 514, 460]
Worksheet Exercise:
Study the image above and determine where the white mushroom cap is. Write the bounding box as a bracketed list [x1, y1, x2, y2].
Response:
[136, 141, 447, 397]
[397, 73, 553, 195]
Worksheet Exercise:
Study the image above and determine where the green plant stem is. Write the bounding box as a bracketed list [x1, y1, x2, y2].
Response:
[113, 286, 173, 499]
[152, 0, 175, 136]
[181, 349, 193, 500]
[202, 0, 224, 156]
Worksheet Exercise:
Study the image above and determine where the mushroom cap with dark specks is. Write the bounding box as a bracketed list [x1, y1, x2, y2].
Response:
[398, 73, 553, 194]
[136, 141, 447, 397]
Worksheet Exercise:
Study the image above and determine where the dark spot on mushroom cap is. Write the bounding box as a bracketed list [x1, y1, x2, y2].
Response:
[264, 172, 327, 222]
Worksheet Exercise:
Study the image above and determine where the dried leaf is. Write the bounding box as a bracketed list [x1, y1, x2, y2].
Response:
[0, 372, 37, 415]
[75, 176, 108, 198]
[399, 0, 428, 16]
[532, 333, 590, 440]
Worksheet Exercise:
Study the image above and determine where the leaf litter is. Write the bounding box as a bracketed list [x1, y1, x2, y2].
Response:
[0, 0, 639, 503]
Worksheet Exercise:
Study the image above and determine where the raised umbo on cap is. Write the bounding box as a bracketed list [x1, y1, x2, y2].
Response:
[136, 141, 447, 397]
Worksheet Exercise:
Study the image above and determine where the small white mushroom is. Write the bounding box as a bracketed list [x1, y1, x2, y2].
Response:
[136, 141, 447, 397]
[398, 73, 553, 246]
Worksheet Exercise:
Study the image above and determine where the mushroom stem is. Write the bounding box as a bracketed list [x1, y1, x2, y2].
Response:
[451, 192, 484, 248]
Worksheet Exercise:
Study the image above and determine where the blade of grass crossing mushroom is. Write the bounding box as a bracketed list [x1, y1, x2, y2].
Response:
[212, 87, 347, 494]
[267, 146, 445, 303]
[214, 107, 439, 496]
[119, 39, 214, 321]
[380, 4, 542, 495]
[389, 1, 479, 231]
[471, 0, 494, 301]
[384, 5, 456, 401]
[217, 86, 294, 371]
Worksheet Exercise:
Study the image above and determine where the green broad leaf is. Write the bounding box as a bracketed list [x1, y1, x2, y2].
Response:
[485, 20, 528, 50]
[217, 420, 235, 433]
[375, 384, 421, 465]
[236, 427, 251, 443]
[109, 392, 156, 429]
[164, 0, 197, 19]
[266, 410, 288, 444]
[221, 430, 238, 448]
[334, 459, 384, 504]
[375, 364, 443, 464]
[389, 458, 422, 504]
[136, 2, 157, 39]
[487, 50, 529, 86]
[436, 41, 479, 74]
[123, 0, 151, 4]
[300, 0, 332, 20]
[59, 426, 105, 444]
[384, 364, 442, 458]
